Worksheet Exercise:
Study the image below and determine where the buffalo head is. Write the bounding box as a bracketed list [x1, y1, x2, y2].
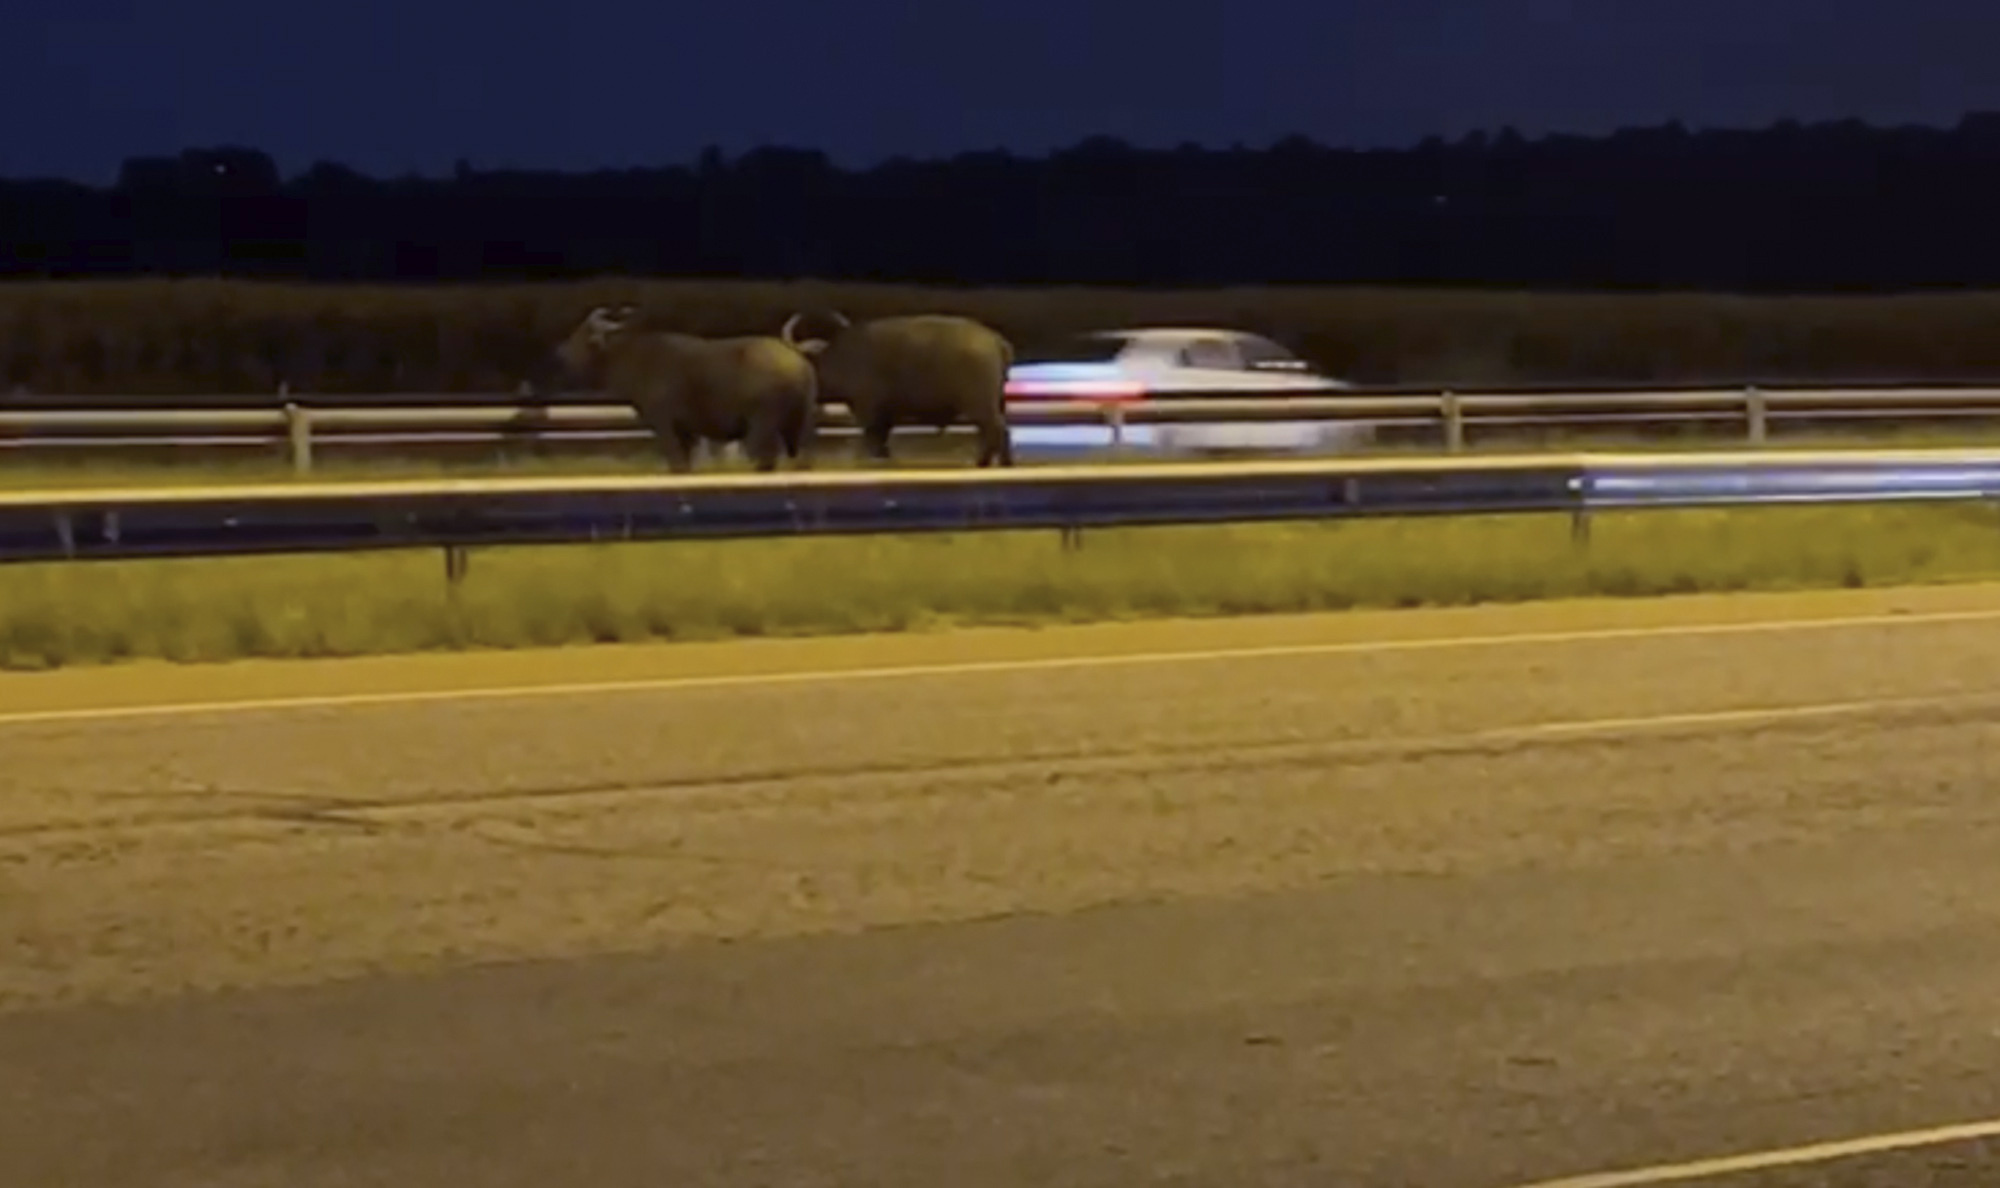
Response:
[780, 309, 852, 356]
[557, 303, 641, 377]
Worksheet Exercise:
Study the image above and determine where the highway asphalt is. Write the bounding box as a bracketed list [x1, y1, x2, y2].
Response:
[3, 586, 2000, 1187]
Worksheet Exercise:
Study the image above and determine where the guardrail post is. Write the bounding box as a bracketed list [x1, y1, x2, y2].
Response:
[1745, 386, 1768, 445]
[444, 545, 470, 586]
[1442, 391, 1465, 453]
[52, 511, 75, 559]
[1104, 402, 1127, 453]
[284, 402, 313, 474]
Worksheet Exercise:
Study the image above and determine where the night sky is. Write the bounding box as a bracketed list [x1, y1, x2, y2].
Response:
[10, 0, 1996, 182]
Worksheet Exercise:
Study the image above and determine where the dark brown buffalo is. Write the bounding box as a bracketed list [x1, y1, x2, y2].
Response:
[780, 311, 1014, 467]
[558, 305, 818, 472]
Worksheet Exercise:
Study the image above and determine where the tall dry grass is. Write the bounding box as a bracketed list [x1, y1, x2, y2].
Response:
[9, 278, 2000, 395]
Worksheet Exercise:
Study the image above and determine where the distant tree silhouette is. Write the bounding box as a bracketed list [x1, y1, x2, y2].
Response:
[8, 115, 2000, 292]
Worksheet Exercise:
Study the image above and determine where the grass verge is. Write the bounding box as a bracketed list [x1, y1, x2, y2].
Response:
[4, 504, 2000, 670]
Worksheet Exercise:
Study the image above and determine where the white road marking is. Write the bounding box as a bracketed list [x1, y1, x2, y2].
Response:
[2, 604, 1999, 729]
[1491, 690, 1985, 741]
[10, 687, 1991, 838]
[1506, 1116, 2000, 1187]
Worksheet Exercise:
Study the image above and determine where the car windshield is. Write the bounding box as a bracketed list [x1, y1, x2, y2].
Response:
[1014, 334, 1129, 365]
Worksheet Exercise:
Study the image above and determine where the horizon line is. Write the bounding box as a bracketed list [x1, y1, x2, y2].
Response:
[10, 109, 2000, 189]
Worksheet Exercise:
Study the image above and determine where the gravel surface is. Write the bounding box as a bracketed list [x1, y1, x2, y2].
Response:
[2, 587, 2000, 1186]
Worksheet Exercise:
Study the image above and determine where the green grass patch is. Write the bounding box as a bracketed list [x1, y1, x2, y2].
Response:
[3, 504, 1998, 670]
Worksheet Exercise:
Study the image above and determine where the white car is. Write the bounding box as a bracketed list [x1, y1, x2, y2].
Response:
[1003, 327, 1370, 456]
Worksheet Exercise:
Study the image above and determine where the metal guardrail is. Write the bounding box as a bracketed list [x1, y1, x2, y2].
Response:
[3, 449, 1998, 575]
[7, 386, 2000, 471]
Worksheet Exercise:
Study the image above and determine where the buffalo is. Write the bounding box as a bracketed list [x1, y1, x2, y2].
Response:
[557, 305, 819, 473]
[780, 311, 1015, 467]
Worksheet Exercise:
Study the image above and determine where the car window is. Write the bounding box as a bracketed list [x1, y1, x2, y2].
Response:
[1015, 334, 1129, 365]
[1235, 335, 1305, 369]
[1178, 337, 1243, 370]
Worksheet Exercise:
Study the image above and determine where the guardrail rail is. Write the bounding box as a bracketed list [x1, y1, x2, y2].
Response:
[7, 385, 2000, 472]
[4, 449, 1998, 582]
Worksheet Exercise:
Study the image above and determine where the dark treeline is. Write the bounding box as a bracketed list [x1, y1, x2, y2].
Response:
[10, 115, 2000, 293]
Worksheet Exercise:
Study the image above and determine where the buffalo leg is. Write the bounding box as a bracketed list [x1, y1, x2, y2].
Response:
[860, 414, 896, 465]
[975, 418, 1015, 468]
[745, 419, 783, 473]
[781, 410, 815, 471]
[656, 424, 696, 473]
